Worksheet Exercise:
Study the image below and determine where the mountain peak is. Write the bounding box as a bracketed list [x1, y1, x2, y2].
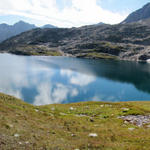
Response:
[14, 20, 36, 28]
[42, 24, 57, 28]
[122, 3, 150, 24]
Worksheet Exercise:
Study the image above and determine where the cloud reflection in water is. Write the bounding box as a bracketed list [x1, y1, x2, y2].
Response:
[0, 54, 150, 105]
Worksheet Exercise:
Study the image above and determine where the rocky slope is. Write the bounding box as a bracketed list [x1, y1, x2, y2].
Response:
[122, 3, 150, 24]
[1, 3, 150, 61]
[0, 22, 150, 61]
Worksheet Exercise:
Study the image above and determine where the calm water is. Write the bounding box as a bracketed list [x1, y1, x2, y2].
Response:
[0, 53, 150, 105]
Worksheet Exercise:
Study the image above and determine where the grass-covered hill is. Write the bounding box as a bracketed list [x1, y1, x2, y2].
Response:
[1, 93, 150, 149]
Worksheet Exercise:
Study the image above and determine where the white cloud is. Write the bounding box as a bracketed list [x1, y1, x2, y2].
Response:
[61, 69, 96, 86]
[33, 82, 79, 105]
[70, 73, 96, 86]
[0, 0, 128, 27]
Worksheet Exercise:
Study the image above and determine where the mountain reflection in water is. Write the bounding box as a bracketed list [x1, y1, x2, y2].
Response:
[0, 54, 150, 105]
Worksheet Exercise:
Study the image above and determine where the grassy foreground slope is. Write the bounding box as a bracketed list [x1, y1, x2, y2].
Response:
[0, 93, 150, 150]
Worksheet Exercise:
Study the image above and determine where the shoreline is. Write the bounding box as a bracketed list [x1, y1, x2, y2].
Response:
[1, 51, 150, 64]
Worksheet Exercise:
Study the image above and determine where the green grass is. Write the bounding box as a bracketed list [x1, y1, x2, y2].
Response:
[10, 45, 62, 56]
[1, 93, 150, 150]
[85, 52, 118, 60]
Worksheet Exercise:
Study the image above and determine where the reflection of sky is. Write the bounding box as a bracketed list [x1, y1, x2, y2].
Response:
[0, 54, 150, 105]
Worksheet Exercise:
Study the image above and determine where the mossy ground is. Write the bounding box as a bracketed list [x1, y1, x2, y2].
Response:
[0, 93, 150, 150]
[85, 52, 118, 60]
[9, 45, 62, 56]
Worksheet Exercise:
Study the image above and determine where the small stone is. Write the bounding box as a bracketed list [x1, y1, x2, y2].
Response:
[35, 109, 39, 112]
[122, 108, 129, 112]
[60, 113, 67, 116]
[146, 125, 150, 128]
[89, 133, 98, 137]
[18, 142, 22, 145]
[9, 124, 13, 128]
[14, 134, 20, 137]
[51, 107, 55, 111]
[94, 124, 99, 127]
[128, 128, 135, 131]
[100, 105, 104, 107]
[74, 149, 80, 150]
[124, 121, 129, 124]
[25, 141, 29, 144]
[70, 107, 74, 111]
[71, 134, 76, 137]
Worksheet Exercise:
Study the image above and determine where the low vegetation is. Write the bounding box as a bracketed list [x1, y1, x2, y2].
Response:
[10, 45, 62, 56]
[84, 52, 118, 60]
[1, 93, 150, 150]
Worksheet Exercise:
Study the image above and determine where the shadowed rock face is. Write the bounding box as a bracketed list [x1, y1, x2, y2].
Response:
[122, 3, 150, 24]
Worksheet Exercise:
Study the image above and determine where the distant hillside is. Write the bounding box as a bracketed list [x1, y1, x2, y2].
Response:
[0, 21, 57, 42]
[42, 24, 57, 28]
[0, 21, 36, 42]
[122, 3, 150, 24]
[1, 22, 150, 61]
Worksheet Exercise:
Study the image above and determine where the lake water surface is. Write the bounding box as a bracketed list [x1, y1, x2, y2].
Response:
[0, 53, 150, 105]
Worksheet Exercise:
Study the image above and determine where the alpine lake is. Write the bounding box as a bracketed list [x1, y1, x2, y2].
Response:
[0, 53, 150, 105]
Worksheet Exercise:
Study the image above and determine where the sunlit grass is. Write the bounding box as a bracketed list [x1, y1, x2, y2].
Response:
[0, 93, 150, 149]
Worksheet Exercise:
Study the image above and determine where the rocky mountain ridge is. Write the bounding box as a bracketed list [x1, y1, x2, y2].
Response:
[0, 21, 57, 42]
[122, 3, 150, 24]
[0, 3, 150, 61]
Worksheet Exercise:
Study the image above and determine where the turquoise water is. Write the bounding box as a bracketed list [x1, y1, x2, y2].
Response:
[0, 53, 150, 105]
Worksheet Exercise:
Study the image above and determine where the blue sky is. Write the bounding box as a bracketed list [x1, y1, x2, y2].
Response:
[99, 0, 150, 12]
[0, 0, 149, 27]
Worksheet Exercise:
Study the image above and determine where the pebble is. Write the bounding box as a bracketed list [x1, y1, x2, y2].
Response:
[51, 107, 55, 111]
[18, 142, 22, 145]
[25, 141, 29, 144]
[70, 107, 74, 111]
[75, 114, 87, 117]
[35, 109, 39, 112]
[128, 128, 135, 131]
[146, 125, 150, 128]
[89, 133, 98, 137]
[124, 121, 129, 124]
[9, 124, 13, 128]
[122, 108, 129, 111]
[71, 134, 76, 137]
[60, 113, 67, 116]
[14, 134, 20, 137]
